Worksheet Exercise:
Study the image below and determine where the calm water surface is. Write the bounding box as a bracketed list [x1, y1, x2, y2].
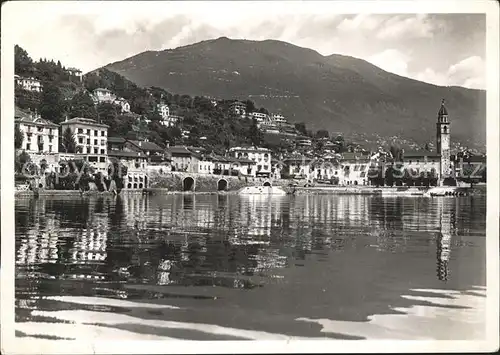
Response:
[15, 194, 486, 341]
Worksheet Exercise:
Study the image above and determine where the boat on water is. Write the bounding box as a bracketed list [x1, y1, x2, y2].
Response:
[238, 185, 287, 196]
[423, 187, 463, 197]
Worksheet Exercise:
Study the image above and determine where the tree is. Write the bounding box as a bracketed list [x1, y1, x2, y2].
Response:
[69, 91, 97, 119]
[96, 102, 118, 125]
[15, 124, 24, 149]
[60, 127, 76, 153]
[244, 100, 256, 113]
[295, 122, 307, 136]
[39, 83, 66, 123]
[249, 119, 263, 147]
[15, 45, 34, 76]
[316, 130, 329, 139]
[15, 151, 31, 174]
[389, 145, 403, 161]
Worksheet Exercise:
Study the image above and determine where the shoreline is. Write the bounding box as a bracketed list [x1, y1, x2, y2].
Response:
[14, 184, 485, 198]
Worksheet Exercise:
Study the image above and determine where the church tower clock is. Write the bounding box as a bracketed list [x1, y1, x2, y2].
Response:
[436, 99, 451, 182]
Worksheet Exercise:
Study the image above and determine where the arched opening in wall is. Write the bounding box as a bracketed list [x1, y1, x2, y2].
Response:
[217, 179, 228, 191]
[263, 181, 271, 187]
[133, 183, 138, 189]
[354, 181, 358, 185]
[139, 183, 143, 189]
[127, 183, 132, 189]
[183, 177, 195, 191]
[144, 176, 148, 188]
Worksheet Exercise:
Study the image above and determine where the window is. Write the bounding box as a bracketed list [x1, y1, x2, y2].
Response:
[49, 145, 52, 152]
[94, 139, 98, 145]
[87, 139, 90, 144]
[99, 157, 106, 163]
[78, 137, 84, 144]
[100, 149, 105, 154]
[87, 129, 90, 134]
[78, 128, 83, 134]
[263, 165, 269, 170]
[26, 143, 31, 150]
[48, 136, 53, 143]
[94, 130, 98, 136]
[94, 147, 98, 154]
[88, 156, 98, 162]
[37, 126, 43, 132]
[101, 131, 105, 136]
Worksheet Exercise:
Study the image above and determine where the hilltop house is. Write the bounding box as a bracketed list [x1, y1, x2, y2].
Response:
[114, 97, 131, 113]
[229, 101, 246, 117]
[15, 75, 43, 92]
[67, 67, 83, 82]
[248, 112, 268, 122]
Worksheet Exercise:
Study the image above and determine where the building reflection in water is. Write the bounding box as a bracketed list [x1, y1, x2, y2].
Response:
[436, 198, 453, 281]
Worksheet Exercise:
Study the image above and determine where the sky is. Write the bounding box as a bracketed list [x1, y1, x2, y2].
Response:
[5, 1, 487, 89]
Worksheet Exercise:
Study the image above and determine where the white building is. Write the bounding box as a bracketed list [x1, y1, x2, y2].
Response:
[228, 146, 272, 177]
[15, 107, 59, 154]
[60, 117, 109, 175]
[156, 103, 170, 120]
[229, 101, 246, 117]
[92, 88, 116, 104]
[15, 75, 43, 92]
[114, 97, 131, 113]
[67, 67, 83, 82]
[249, 112, 268, 122]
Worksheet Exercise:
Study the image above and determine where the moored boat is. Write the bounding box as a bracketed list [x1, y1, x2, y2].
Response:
[238, 185, 286, 196]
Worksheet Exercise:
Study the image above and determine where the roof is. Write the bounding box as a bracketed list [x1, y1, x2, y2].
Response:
[94, 88, 112, 93]
[107, 137, 127, 144]
[61, 117, 109, 128]
[229, 146, 271, 153]
[438, 99, 448, 116]
[108, 150, 147, 159]
[403, 150, 440, 158]
[168, 146, 196, 156]
[15, 107, 59, 127]
[127, 140, 163, 152]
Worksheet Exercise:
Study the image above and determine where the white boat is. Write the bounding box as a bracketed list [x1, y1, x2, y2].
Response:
[238, 185, 287, 196]
[424, 187, 458, 197]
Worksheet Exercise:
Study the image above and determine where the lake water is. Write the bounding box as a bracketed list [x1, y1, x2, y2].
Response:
[14, 193, 487, 341]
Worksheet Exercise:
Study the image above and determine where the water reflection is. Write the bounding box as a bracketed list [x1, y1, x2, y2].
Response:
[15, 194, 486, 339]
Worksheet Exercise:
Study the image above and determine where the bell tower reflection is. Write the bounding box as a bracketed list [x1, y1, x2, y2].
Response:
[436, 200, 452, 281]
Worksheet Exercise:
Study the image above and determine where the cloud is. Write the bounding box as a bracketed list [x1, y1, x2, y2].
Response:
[414, 68, 449, 87]
[367, 49, 410, 77]
[376, 14, 437, 40]
[447, 55, 485, 89]
[336, 14, 383, 32]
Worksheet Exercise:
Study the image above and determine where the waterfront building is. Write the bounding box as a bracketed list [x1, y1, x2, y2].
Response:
[15, 107, 60, 155]
[60, 117, 109, 175]
[436, 99, 452, 183]
[15, 75, 43, 92]
[228, 146, 272, 177]
[283, 155, 314, 179]
[167, 146, 201, 173]
[339, 152, 371, 186]
[108, 151, 149, 189]
[401, 150, 440, 181]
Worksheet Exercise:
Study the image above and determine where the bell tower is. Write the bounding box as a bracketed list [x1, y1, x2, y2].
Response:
[436, 99, 451, 182]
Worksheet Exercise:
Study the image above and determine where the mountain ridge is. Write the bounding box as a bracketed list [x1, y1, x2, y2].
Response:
[100, 37, 486, 149]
